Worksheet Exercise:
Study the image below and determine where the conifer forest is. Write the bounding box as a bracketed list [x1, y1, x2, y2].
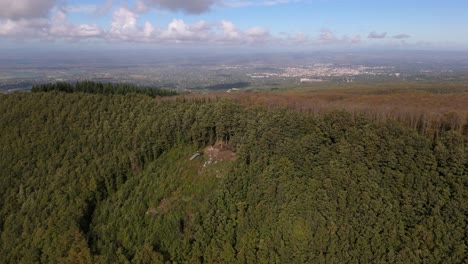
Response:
[0, 82, 466, 263]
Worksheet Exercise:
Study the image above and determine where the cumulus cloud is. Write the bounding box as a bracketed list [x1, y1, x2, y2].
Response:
[142, 0, 219, 14]
[160, 19, 209, 42]
[393, 33, 411, 39]
[246, 27, 270, 38]
[318, 29, 336, 42]
[0, 8, 102, 40]
[0, 0, 56, 20]
[215, 20, 270, 44]
[0, 18, 48, 38]
[104, 7, 270, 45]
[220, 20, 241, 41]
[107, 8, 215, 43]
[166, 19, 192, 37]
[0, 2, 365, 47]
[109, 7, 159, 40]
[0, 0, 364, 47]
[368, 31, 387, 39]
[50, 9, 102, 39]
[109, 7, 140, 39]
[244, 26, 271, 44]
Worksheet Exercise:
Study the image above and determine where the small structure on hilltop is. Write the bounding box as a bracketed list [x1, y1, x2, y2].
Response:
[189, 151, 204, 161]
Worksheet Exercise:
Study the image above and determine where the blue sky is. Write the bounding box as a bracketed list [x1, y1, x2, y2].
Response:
[0, 0, 467, 50]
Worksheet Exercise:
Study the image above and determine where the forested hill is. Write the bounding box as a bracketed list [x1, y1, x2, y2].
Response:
[31, 81, 178, 97]
[0, 91, 466, 263]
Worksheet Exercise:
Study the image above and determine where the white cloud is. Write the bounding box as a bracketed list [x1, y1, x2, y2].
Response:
[318, 29, 336, 42]
[160, 19, 221, 43]
[192, 20, 212, 31]
[161, 19, 195, 40]
[246, 26, 268, 37]
[0, 0, 56, 20]
[220, 20, 241, 41]
[0, 2, 369, 47]
[0, 8, 102, 40]
[0, 0, 378, 47]
[49, 10, 102, 39]
[107, 9, 213, 43]
[0, 10, 364, 47]
[143, 21, 155, 38]
[187, 20, 214, 40]
[216, 21, 271, 44]
[105, 13, 272, 45]
[109, 7, 140, 40]
[245, 26, 271, 43]
[0, 18, 48, 38]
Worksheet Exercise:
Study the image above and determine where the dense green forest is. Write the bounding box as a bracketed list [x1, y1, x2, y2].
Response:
[0, 91, 466, 263]
[31, 81, 178, 97]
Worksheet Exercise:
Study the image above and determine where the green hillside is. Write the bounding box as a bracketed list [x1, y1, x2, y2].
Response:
[0, 92, 466, 263]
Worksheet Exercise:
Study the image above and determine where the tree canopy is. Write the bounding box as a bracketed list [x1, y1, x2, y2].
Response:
[0, 91, 466, 263]
[31, 81, 178, 97]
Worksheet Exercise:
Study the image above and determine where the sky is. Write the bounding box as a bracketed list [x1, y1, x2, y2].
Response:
[0, 0, 467, 51]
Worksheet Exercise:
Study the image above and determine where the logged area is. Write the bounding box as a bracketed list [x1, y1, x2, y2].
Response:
[175, 82, 468, 138]
[0, 90, 466, 263]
